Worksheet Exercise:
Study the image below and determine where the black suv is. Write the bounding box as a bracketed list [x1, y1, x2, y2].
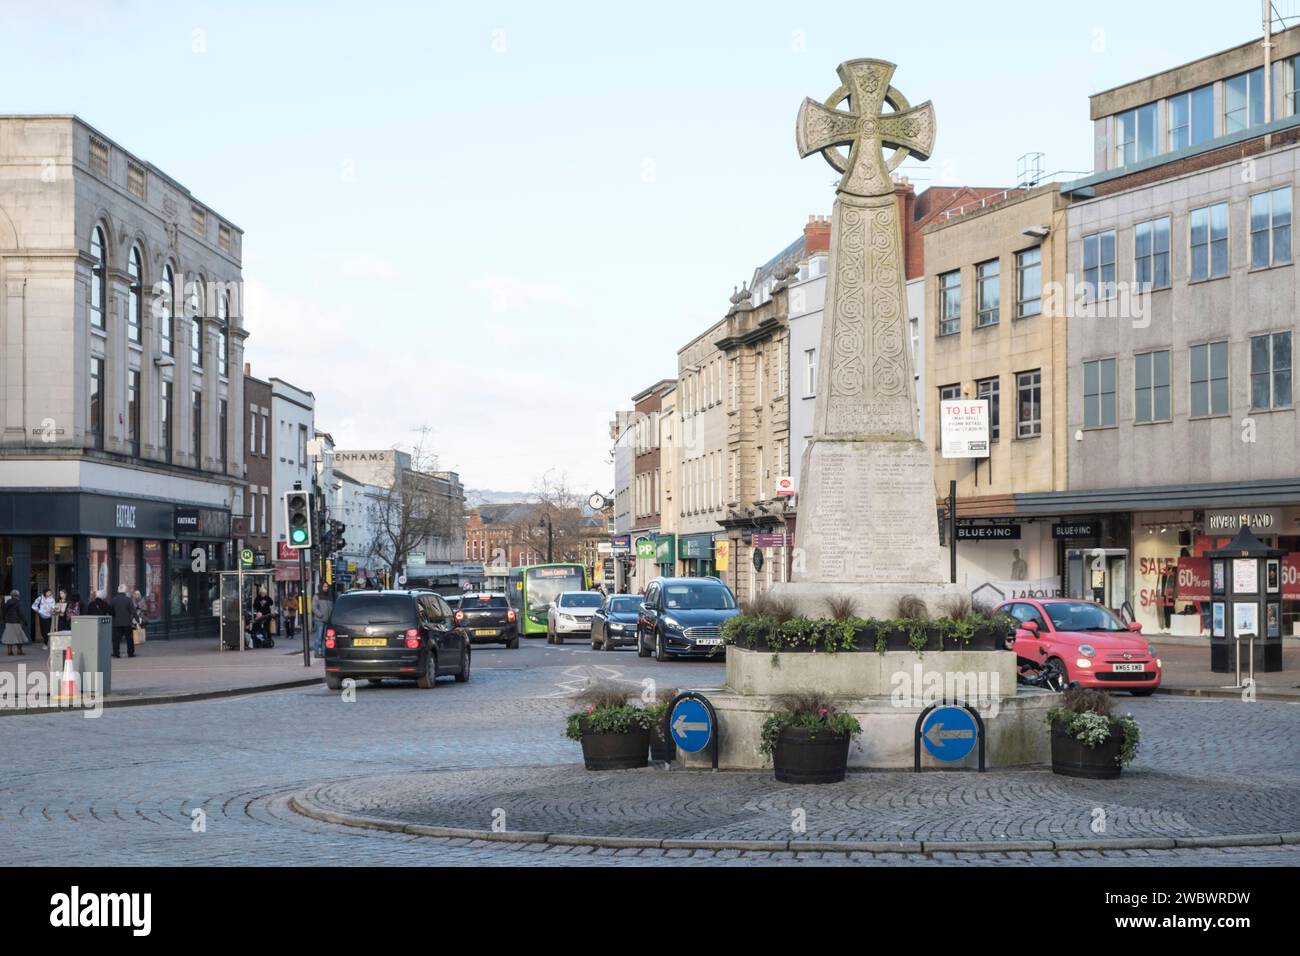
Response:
[324, 590, 470, 690]
[637, 577, 739, 662]
[455, 592, 519, 648]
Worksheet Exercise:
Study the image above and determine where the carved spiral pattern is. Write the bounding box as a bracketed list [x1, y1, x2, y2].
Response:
[831, 205, 868, 399]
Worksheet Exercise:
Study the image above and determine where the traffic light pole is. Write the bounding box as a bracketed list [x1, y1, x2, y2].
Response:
[299, 547, 311, 666]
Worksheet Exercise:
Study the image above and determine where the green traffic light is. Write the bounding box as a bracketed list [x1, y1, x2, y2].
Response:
[290, 529, 307, 544]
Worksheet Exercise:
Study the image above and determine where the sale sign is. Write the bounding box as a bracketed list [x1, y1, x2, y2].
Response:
[1175, 557, 1210, 602]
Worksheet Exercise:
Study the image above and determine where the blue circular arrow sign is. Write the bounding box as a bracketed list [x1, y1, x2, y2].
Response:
[920, 706, 978, 762]
[669, 697, 712, 753]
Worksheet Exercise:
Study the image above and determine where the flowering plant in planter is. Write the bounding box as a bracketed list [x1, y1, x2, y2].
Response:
[759, 694, 862, 757]
[1047, 687, 1141, 774]
[643, 686, 680, 760]
[760, 694, 862, 784]
[564, 684, 656, 771]
[564, 695, 654, 741]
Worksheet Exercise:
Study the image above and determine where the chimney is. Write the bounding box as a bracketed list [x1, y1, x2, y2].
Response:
[804, 214, 831, 255]
[243, 361, 251, 376]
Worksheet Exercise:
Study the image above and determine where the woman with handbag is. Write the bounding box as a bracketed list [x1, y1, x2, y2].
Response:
[3, 590, 29, 655]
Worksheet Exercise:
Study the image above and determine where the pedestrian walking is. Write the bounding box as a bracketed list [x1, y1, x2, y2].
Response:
[2, 590, 29, 656]
[284, 594, 297, 641]
[31, 589, 54, 647]
[313, 586, 333, 656]
[110, 585, 136, 659]
[55, 589, 73, 631]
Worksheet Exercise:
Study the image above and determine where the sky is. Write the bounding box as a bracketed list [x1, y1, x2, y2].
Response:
[2, 0, 1284, 494]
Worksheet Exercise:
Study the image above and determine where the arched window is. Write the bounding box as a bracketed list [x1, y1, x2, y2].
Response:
[127, 245, 143, 343]
[189, 275, 204, 369]
[89, 225, 107, 329]
[217, 291, 229, 377]
[159, 263, 175, 356]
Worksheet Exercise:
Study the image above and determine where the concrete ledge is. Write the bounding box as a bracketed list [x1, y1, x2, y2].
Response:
[289, 788, 1296, 857]
[922, 839, 1056, 853]
[1054, 837, 1177, 851]
[660, 838, 787, 852]
[1173, 833, 1282, 848]
[792, 840, 924, 854]
[547, 834, 656, 849]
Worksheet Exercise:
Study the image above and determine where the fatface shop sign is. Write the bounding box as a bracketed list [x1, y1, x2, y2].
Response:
[1204, 508, 1281, 534]
[174, 507, 231, 539]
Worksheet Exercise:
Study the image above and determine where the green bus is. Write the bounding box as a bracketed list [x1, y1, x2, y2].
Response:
[506, 563, 590, 637]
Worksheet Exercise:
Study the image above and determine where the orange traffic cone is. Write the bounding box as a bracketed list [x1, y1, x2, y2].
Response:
[56, 646, 78, 702]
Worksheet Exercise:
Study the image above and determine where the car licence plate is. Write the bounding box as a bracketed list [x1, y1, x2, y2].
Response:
[475, 629, 496, 636]
[352, 638, 387, 647]
[695, 638, 723, 646]
[1112, 663, 1145, 672]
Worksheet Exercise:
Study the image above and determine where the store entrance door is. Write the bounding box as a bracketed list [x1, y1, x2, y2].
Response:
[1065, 548, 1132, 618]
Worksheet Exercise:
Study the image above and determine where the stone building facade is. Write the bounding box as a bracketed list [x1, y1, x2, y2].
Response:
[243, 370, 273, 568]
[923, 183, 1070, 597]
[0, 115, 246, 637]
[628, 379, 674, 593]
[1031, 25, 1300, 633]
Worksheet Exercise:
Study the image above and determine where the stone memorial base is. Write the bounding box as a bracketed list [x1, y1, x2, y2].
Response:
[677, 647, 1051, 771]
[771, 438, 965, 620]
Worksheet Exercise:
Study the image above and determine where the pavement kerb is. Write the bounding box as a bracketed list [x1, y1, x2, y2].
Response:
[0, 677, 324, 716]
[288, 788, 1300, 857]
[1155, 687, 1297, 702]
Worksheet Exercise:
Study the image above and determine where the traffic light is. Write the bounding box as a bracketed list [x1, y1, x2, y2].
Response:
[331, 520, 347, 555]
[284, 491, 312, 549]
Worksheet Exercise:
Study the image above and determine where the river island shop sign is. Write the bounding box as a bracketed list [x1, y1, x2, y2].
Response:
[1205, 508, 1281, 535]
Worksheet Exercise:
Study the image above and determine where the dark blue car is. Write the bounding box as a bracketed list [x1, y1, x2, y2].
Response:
[636, 577, 739, 662]
[590, 594, 643, 650]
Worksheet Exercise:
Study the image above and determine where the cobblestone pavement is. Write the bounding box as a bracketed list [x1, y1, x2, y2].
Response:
[2, 640, 1298, 865]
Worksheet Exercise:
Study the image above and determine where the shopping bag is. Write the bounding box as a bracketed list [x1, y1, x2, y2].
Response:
[132, 626, 147, 645]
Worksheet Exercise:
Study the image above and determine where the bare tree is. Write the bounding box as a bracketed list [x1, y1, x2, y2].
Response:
[367, 427, 464, 580]
[505, 470, 596, 564]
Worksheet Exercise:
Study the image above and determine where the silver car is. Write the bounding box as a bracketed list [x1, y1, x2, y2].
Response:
[546, 591, 603, 644]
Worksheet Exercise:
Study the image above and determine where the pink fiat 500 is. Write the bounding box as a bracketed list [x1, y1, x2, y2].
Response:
[997, 598, 1162, 695]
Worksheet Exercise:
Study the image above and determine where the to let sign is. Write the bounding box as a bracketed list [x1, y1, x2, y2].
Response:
[940, 399, 989, 459]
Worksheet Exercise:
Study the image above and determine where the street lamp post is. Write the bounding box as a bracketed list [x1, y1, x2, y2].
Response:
[539, 514, 553, 563]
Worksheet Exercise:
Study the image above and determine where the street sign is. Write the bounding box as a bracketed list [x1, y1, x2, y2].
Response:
[669, 697, 713, 754]
[774, 475, 795, 497]
[240, 548, 254, 568]
[397, 574, 407, 586]
[920, 706, 978, 762]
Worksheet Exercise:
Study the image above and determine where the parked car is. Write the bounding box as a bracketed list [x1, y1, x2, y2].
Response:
[590, 594, 643, 651]
[997, 597, 1162, 695]
[323, 589, 470, 690]
[637, 577, 739, 662]
[546, 591, 603, 644]
[455, 591, 518, 648]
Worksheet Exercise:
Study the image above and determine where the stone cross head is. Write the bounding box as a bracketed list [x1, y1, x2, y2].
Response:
[796, 58, 935, 198]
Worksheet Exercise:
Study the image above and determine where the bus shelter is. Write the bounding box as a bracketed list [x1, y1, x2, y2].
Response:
[218, 569, 274, 652]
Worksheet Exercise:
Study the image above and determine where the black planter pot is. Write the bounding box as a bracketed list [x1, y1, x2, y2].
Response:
[579, 721, 651, 771]
[962, 627, 1008, 651]
[772, 726, 851, 784]
[1050, 720, 1123, 779]
[649, 716, 677, 763]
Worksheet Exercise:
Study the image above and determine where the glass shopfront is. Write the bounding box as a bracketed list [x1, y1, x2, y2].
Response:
[0, 492, 230, 638]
